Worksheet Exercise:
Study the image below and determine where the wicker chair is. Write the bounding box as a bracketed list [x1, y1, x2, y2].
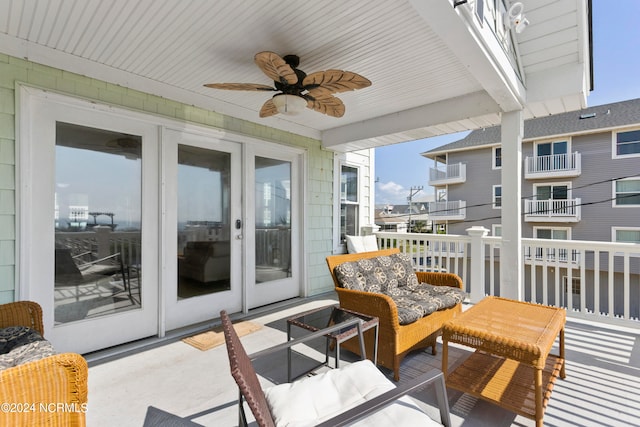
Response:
[220, 310, 451, 427]
[326, 248, 464, 381]
[0, 301, 88, 427]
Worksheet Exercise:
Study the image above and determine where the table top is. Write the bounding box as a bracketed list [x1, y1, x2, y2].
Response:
[287, 304, 378, 340]
[442, 297, 565, 367]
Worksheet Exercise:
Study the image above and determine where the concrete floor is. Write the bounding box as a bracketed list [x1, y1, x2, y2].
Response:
[86, 296, 640, 427]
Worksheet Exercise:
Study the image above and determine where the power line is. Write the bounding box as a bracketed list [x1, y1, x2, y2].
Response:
[380, 173, 639, 218]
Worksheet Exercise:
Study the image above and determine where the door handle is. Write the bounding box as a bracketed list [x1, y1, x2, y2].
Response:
[235, 219, 242, 229]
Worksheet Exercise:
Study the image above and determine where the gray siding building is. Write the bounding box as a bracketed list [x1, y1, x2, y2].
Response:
[423, 98, 640, 244]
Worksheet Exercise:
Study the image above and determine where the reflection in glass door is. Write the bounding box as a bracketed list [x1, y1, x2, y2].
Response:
[255, 157, 291, 283]
[54, 122, 142, 324]
[177, 145, 231, 298]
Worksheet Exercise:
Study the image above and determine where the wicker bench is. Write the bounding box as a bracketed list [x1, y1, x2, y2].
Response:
[326, 248, 464, 381]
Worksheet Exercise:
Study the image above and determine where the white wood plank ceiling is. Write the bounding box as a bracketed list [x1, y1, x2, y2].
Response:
[0, 0, 591, 151]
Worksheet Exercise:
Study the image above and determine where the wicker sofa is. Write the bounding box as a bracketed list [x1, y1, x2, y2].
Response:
[326, 248, 464, 381]
[0, 301, 88, 426]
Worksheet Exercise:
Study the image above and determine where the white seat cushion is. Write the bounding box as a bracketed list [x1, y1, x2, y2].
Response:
[264, 359, 441, 427]
[345, 235, 379, 254]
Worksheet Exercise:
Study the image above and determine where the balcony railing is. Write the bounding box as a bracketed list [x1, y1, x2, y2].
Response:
[428, 163, 466, 186]
[375, 230, 640, 327]
[525, 152, 581, 179]
[428, 200, 466, 220]
[524, 198, 581, 222]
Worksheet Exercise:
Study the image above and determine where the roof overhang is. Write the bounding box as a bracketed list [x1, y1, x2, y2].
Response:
[0, 0, 591, 152]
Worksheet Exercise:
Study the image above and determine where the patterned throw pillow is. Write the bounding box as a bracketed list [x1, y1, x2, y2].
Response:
[333, 252, 419, 292]
[0, 326, 56, 370]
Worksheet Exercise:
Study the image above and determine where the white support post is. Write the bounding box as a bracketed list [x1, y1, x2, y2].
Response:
[500, 110, 523, 301]
[467, 226, 489, 303]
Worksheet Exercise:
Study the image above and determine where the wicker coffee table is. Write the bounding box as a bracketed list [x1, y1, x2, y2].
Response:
[442, 296, 565, 427]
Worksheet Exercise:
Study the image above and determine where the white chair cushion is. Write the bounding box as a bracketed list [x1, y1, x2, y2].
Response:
[264, 359, 441, 427]
[345, 235, 379, 254]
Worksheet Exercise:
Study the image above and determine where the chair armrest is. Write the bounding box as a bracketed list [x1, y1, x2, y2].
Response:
[0, 353, 88, 425]
[0, 301, 44, 336]
[315, 368, 451, 427]
[335, 288, 400, 331]
[416, 272, 463, 290]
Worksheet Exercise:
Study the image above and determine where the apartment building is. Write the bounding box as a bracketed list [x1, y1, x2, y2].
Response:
[422, 98, 640, 245]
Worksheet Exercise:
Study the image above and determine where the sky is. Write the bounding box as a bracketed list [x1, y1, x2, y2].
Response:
[375, 0, 640, 206]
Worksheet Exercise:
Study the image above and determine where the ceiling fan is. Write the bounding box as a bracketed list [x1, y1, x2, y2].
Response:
[204, 51, 371, 118]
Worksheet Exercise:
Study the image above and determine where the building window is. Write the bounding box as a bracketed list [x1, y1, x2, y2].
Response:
[535, 140, 568, 170]
[613, 227, 640, 243]
[614, 129, 640, 158]
[492, 224, 502, 237]
[562, 277, 581, 295]
[340, 165, 359, 240]
[493, 185, 502, 208]
[532, 227, 577, 262]
[492, 146, 502, 169]
[613, 178, 640, 207]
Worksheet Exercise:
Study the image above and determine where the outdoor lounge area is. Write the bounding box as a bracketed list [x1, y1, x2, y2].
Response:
[85, 294, 640, 427]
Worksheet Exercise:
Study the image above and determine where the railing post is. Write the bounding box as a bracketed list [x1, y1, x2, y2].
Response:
[94, 226, 112, 259]
[467, 226, 489, 303]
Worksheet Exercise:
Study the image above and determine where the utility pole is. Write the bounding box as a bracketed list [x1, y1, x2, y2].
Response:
[407, 186, 423, 232]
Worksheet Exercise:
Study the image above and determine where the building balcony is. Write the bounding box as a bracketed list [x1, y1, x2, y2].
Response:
[428, 162, 466, 186]
[428, 200, 466, 220]
[524, 198, 581, 222]
[525, 152, 581, 179]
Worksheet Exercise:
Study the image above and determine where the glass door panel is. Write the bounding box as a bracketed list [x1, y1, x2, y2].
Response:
[163, 128, 241, 331]
[177, 145, 231, 298]
[255, 157, 291, 283]
[54, 122, 142, 324]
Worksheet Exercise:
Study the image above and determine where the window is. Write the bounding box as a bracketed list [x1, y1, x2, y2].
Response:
[492, 185, 502, 208]
[535, 140, 568, 170]
[613, 178, 640, 206]
[340, 165, 359, 240]
[492, 224, 502, 237]
[562, 277, 581, 295]
[536, 140, 567, 157]
[533, 227, 577, 262]
[613, 227, 640, 243]
[492, 146, 502, 169]
[614, 129, 640, 158]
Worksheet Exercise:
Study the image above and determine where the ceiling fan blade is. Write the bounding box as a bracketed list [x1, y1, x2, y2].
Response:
[306, 95, 345, 118]
[204, 83, 275, 91]
[254, 51, 298, 85]
[303, 70, 371, 98]
[259, 99, 279, 118]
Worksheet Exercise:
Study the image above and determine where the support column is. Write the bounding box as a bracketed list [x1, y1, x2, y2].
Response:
[500, 110, 523, 301]
[467, 226, 489, 303]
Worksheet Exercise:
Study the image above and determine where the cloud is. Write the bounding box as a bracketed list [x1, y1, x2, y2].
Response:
[376, 181, 407, 205]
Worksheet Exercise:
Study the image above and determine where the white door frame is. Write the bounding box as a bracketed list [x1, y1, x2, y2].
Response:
[162, 127, 243, 330]
[244, 143, 306, 309]
[19, 86, 159, 354]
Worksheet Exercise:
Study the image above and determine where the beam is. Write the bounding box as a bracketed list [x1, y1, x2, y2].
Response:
[322, 91, 500, 149]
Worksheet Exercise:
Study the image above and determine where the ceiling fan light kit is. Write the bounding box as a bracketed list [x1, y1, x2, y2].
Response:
[204, 51, 371, 118]
[272, 94, 307, 115]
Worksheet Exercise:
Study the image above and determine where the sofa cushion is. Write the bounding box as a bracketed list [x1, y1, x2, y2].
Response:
[385, 283, 467, 325]
[345, 235, 379, 254]
[264, 359, 442, 427]
[333, 252, 418, 293]
[0, 326, 56, 370]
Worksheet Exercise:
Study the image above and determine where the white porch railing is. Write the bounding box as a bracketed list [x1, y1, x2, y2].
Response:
[524, 152, 581, 178]
[524, 198, 581, 222]
[428, 163, 466, 186]
[375, 231, 640, 327]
